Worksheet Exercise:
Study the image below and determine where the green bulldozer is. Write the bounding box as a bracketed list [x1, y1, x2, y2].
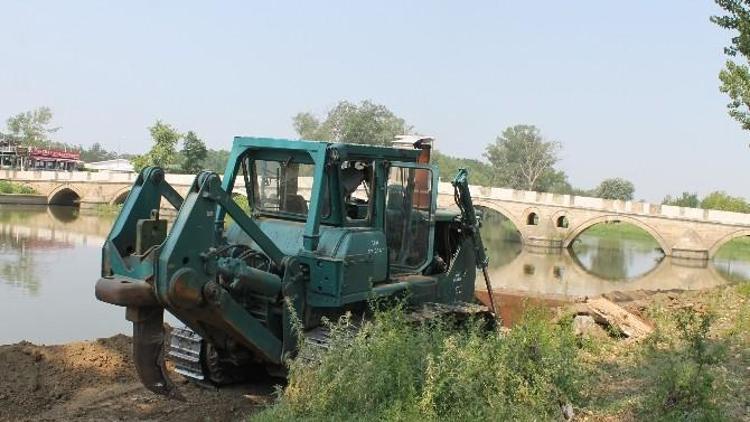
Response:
[95, 136, 496, 398]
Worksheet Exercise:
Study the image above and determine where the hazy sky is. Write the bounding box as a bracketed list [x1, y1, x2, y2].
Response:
[1, 1, 747, 202]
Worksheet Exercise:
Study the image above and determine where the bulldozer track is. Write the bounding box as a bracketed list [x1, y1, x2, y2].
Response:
[168, 327, 205, 381]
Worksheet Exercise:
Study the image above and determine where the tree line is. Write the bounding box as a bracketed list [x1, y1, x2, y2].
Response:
[291, 100, 636, 201]
[3, 102, 748, 213]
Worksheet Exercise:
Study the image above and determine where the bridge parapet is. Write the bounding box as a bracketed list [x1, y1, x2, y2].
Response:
[435, 181, 750, 227]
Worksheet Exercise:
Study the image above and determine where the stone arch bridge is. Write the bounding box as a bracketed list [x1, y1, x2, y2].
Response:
[1, 169, 748, 261]
[437, 184, 750, 261]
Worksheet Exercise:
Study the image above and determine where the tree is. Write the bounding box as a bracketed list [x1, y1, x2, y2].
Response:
[662, 192, 700, 208]
[535, 169, 572, 194]
[180, 131, 207, 173]
[131, 120, 181, 172]
[4, 107, 60, 146]
[431, 149, 497, 186]
[483, 125, 561, 191]
[292, 100, 411, 145]
[79, 142, 117, 162]
[202, 149, 231, 173]
[593, 178, 635, 201]
[700, 191, 750, 213]
[712, 1, 750, 130]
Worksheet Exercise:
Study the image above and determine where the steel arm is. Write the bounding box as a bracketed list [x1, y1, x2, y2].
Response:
[451, 168, 498, 317]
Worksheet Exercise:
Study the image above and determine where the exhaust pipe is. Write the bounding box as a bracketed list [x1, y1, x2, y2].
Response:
[126, 306, 183, 400]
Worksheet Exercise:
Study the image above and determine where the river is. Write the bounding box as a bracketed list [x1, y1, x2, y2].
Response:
[0, 205, 748, 344]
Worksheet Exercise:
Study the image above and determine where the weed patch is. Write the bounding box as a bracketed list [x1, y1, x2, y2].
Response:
[0, 180, 36, 194]
[253, 306, 584, 421]
[641, 307, 727, 420]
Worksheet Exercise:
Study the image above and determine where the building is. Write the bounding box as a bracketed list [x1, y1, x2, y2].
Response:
[0, 141, 82, 171]
[84, 159, 134, 173]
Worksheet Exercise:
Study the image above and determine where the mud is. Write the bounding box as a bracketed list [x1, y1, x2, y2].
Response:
[0, 334, 276, 421]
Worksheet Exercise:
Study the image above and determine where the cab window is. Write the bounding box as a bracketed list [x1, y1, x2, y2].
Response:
[385, 166, 433, 270]
[340, 160, 373, 222]
[248, 158, 329, 219]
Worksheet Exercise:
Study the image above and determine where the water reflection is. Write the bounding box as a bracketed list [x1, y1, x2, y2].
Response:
[485, 248, 731, 299]
[0, 205, 124, 344]
[0, 206, 113, 296]
[569, 235, 665, 281]
[0, 228, 44, 295]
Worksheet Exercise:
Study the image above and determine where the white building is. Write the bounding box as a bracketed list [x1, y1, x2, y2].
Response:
[85, 159, 134, 173]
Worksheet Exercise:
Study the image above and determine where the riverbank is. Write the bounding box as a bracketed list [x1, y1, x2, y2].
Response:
[0, 331, 274, 422]
[1, 284, 747, 421]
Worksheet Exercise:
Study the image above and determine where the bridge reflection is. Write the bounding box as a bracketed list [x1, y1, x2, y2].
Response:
[478, 247, 729, 302]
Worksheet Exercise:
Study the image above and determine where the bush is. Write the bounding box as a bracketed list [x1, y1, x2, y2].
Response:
[0, 180, 36, 194]
[253, 306, 584, 421]
[644, 308, 726, 420]
[701, 191, 750, 213]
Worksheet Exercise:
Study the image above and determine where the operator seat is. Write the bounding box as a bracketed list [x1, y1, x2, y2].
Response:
[283, 194, 309, 214]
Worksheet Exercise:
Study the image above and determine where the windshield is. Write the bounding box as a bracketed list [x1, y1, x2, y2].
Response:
[250, 158, 326, 218]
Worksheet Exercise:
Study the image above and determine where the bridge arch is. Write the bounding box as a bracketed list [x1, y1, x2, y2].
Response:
[473, 199, 526, 243]
[109, 187, 131, 205]
[708, 229, 750, 258]
[48, 185, 82, 207]
[562, 214, 671, 255]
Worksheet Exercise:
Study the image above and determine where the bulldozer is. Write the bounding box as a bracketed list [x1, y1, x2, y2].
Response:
[95, 136, 496, 398]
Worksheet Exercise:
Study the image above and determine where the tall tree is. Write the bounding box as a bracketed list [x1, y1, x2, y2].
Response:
[662, 192, 700, 208]
[430, 150, 497, 186]
[4, 107, 60, 146]
[202, 149, 231, 173]
[79, 142, 117, 162]
[131, 120, 182, 172]
[292, 100, 411, 145]
[593, 178, 635, 201]
[536, 169, 573, 194]
[181, 131, 207, 173]
[712, 1, 750, 130]
[483, 125, 561, 191]
[701, 191, 750, 213]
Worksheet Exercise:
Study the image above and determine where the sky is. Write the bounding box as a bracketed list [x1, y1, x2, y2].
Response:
[0, 1, 747, 202]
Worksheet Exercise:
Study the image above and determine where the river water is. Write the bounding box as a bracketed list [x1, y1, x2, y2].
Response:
[0, 205, 748, 344]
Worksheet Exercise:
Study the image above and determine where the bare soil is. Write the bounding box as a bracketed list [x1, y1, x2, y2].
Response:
[0, 334, 276, 422]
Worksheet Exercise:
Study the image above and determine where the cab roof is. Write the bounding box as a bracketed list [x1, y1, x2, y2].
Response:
[232, 136, 422, 163]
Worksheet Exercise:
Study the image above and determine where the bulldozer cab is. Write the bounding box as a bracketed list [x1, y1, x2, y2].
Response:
[222, 138, 438, 276]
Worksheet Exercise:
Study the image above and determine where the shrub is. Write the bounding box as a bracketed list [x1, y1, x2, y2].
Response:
[644, 308, 726, 420]
[0, 180, 36, 194]
[701, 191, 750, 213]
[253, 306, 583, 421]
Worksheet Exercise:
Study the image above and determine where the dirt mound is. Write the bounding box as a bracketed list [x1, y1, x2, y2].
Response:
[0, 335, 275, 421]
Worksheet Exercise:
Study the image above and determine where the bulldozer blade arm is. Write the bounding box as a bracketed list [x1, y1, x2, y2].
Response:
[128, 306, 184, 400]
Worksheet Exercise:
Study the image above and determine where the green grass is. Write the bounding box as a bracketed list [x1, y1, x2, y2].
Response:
[253, 306, 584, 421]
[714, 236, 750, 261]
[581, 222, 656, 243]
[0, 180, 37, 195]
[93, 203, 123, 215]
[581, 222, 750, 261]
[580, 285, 750, 420]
